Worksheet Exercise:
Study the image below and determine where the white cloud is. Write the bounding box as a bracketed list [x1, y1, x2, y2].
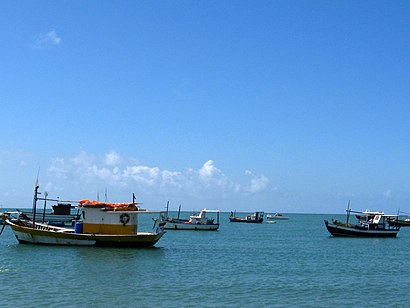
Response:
[123, 165, 161, 186]
[71, 151, 95, 167]
[46, 151, 271, 199]
[32, 29, 61, 49]
[244, 170, 270, 193]
[48, 158, 68, 179]
[105, 151, 121, 166]
[199, 160, 220, 178]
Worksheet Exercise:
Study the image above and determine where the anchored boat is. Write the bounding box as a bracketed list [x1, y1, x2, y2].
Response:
[229, 211, 264, 223]
[164, 206, 220, 231]
[266, 213, 289, 220]
[0, 184, 166, 247]
[324, 203, 400, 238]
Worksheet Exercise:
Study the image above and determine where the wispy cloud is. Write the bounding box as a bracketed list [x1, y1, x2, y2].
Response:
[383, 189, 392, 198]
[46, 152, 271, 199]
[32, 29, 61, 49]
[244, 170, 270, 193]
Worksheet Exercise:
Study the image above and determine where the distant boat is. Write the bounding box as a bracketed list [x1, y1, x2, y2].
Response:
[229, 211, 264, 223]
[20, 203, 80, 227]
[266, 213, 289, 220]
[324, 203, 400, 237]
[386, 211, 410, 227]
[164, 207, 220, 231]
[0, 184, 166, 247]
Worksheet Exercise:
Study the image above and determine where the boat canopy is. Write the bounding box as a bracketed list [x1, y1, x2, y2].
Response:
[78, 200, 141, 209]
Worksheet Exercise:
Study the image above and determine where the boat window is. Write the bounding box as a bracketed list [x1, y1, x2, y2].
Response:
[82, 211, 85, 219]
[373, 215, 381, 224]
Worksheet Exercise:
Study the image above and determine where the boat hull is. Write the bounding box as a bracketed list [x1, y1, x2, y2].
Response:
[388, 220, 410, 227]
[266, 216, 289, 220]
[163, 222, 219, 230]
[7, 220, 165, 247]
[324, 220, 399, 238]
[229, 217, 263, 223]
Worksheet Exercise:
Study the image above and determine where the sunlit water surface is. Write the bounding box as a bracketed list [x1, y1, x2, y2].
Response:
[1, 212, 409, 307]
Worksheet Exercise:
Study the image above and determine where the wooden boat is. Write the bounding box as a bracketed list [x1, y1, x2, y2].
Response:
[0, 184, 166, 247]
[163, 204, 220, 230]
[266, 213, 289, 220]
[229, 211, 264, 223]
[324, 204, 400, 237]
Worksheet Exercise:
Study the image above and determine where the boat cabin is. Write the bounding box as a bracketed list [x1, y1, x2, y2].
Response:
[359, 212, 398, 230]
[79, 200, 142, 235]
[188, 209, 219, 225]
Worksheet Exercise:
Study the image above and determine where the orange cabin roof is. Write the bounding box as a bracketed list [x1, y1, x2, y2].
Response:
[78, 200, 140, 208]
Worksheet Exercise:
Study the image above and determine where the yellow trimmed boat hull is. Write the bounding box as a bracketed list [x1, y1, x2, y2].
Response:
[7, 219, 165, 247]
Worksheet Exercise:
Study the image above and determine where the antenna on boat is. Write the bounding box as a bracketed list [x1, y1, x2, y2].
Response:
[346, 200, 351, 225]
[132, 193, 137, 205]
[105, 187, 107, 202]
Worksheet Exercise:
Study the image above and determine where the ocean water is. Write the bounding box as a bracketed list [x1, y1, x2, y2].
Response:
[1, 211, 410, 307]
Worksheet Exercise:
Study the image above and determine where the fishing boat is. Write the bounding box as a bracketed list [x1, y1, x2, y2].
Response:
[164, 207, 220, 231]
[0, 184, 166, 247]
[266, 213, 289, 220]
[163, 203, 189, 225]
[229, 211, 264, 223]
[324, 203, 400, 237]
[385, 211, 410, 227]
[20, 203, 80, 227]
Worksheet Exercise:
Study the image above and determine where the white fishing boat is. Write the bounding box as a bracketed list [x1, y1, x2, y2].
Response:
[164, 208, 220, 231]
[266, 213, 289, 220]
[0, 184, 166, 247]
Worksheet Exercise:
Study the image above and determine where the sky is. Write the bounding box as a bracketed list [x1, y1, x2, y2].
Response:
[0, 1, 409, 214]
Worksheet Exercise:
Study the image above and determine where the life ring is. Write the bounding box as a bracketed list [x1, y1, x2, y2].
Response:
[120, 213, 130, 225]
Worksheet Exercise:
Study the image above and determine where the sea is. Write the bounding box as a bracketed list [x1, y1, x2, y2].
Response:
[1, 210, 409, 307]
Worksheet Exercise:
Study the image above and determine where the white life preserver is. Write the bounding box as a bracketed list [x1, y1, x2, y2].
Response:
[120, 213, 130, 225]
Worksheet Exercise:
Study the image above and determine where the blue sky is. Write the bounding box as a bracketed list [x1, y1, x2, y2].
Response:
[1, 1, 409, 213]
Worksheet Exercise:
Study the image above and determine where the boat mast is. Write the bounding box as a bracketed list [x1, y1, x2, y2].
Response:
[42, 192, 48, 223]
[346, 200, 351, 225]
[32, 179, 40, 227]
[165, 201, 169, 218]
[178, 204, 181, 219]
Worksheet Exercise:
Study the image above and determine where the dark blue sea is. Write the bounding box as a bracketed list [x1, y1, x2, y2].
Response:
[1, 211, 409, 307]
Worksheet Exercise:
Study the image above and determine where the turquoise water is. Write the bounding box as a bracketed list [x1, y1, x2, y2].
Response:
[1, 211, 410, 307]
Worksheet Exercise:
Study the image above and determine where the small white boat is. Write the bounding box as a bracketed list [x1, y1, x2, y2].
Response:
[164, 208, 220, 231]
[266, 213, 289, 220]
